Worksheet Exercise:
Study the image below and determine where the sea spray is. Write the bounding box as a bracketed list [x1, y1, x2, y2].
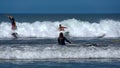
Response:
[1, 19, 120, 38]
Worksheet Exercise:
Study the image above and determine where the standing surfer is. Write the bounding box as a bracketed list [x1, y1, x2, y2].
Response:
[8, 16, 18, 38]
[58, 24, 67, 31]
[58, 24, 70, 37]
[8, 16, 17, 30]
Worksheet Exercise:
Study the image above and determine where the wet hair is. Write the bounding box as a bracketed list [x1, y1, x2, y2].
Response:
[59, 24, 61, 27]
[59, 32, 64, 38]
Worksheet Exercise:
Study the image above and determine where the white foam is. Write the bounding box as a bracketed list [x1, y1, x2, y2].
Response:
[1, 19, 120, 38]
[0, 45, 120, 59]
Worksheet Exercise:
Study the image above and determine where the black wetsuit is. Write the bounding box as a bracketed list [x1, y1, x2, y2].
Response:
[9, 17, 15, 25]
[58, 37, 71, 45]
[9, 17, 17, 30]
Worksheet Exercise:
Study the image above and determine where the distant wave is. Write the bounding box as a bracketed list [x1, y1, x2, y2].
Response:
[1, 19, 120, 38]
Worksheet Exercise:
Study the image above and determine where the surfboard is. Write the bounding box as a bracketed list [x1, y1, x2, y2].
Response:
[66, 43, 99, 47]
[11, 32, 18, 39]
[66, 44, 80, 47]
[64, 31, 70, 37]
[97, 34, 105, 38]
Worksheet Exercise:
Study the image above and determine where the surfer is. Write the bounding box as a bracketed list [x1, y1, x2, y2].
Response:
[58, 32, 71, 45]
[8, 16, 17, 30]
[58, 24, 67, 31]
[8, 16, 18, 38]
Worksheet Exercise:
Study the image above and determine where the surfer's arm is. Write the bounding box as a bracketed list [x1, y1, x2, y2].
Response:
[63, 26, 67, 28]
[8, 16, 15, 23]
[8, 16, 12, 21]
[65, 37, 71, 44]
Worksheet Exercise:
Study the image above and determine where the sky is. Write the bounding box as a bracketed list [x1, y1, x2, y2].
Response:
[0, 0, 120, 14]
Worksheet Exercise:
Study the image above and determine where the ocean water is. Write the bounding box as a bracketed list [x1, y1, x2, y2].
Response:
[1, 14, 120, 68]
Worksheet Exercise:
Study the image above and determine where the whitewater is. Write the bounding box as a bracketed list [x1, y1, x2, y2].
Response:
[1, 19, 120, 38]
[1, 34, 120, 60]
[0, 42, 120, 60]
[1, 16, 120, 60]
[1, 14, 120, 68]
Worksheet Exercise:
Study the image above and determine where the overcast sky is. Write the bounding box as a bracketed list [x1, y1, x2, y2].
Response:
[0, 0, 120, 13]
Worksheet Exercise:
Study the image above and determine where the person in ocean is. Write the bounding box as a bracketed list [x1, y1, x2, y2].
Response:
[8, 16, 18, 38]
[58, 32, 71, 45]
[8, 16, 17, 30]
[58, 24, 67, 31]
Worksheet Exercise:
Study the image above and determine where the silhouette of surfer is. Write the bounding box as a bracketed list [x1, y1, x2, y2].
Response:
[58, 32, 71, 45]
[8, 16, 18, 38]
[8, 16, 17, 30]
[58, 24, 67, 31]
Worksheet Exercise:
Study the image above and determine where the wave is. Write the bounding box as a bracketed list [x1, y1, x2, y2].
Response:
[0, 45, 120, 59]
[1, 19, 120, 38]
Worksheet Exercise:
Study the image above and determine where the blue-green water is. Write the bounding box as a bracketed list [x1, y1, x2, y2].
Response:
[1, 14, 120, 22]
[1, 14, 120, 68]
[1, 59, 120, 68]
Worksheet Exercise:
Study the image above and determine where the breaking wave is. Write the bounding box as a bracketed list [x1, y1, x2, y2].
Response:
[0, 44, 120, 59]
[1, 19, 120, 38]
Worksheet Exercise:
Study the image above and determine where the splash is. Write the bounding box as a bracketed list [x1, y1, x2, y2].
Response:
[1, 19, 120, 38]
[0, 44, 120, 59]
